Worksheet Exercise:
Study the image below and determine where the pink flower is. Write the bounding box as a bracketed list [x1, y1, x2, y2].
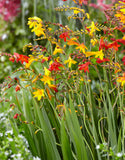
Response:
[0, 0, 21, 22]
[89, 0, 117, 19]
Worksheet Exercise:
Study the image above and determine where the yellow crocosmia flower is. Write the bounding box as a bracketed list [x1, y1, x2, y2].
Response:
[114, 63, 122, 73]
[42, 56, 49, 61]
[86, 13, 90, 19]
[55, 57, 61, 62]
[28, 16, 42, 28]
[87, 21, 100, 36]
[25, 58, 38, 68]
[33, 89, 45, 101]
[115, 12, 125, 24]
[53, 46, 63, 55]
[40, 75, 54, 85]
[44, 67, 50, 76]
[32, 76, 39, 83]
[80, 77, 84, 81]
[74, 10, 80, 14]
[64, 56, 77, 68]
[48, 27, 52, 31]
[28, 17, 46, 37]
[31, 24, 45, 37]
[49, 60, 53, 65]
[94, 50, 104, 60]
[120, 8, 125, 14]
[85, 50, 104, 60]
[117, 73, 125, 86]
[38, 55, 44, 59]
[75, 43, 87, 53]
[122, 35, 125, 40]
[90, 38, 98, 46]
[56, 104, 64, 109]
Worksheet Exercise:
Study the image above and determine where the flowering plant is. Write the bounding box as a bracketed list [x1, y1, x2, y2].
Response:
[1, 0, 125, 159]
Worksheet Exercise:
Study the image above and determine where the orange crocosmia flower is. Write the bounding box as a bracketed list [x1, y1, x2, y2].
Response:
[46, 88, 52, 100]
[67, 37, 79, 46]
[75, 43, 87, 53]
[117, 73, 125, 86]
[73, 0, 88, 5]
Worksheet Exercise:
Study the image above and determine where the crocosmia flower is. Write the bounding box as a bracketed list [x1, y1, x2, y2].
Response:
[117, 73, 125, 86]
[96, 58, 110, 63]
[59, 32, 70, 42]
[33, 89, 45, 101]
[9, 53, 29, 64]
[122, 56, 125, 65]
[13, 113, 19, 119]
[78, 62, 90, 73]
[15, 85, 20, 92]
[49, 61, 63, 71]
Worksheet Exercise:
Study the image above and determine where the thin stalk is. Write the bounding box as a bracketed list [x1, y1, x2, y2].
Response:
[21, 0, 25, 30]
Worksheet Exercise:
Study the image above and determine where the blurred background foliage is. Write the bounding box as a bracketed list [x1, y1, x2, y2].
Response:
[0, 0, 77, 83]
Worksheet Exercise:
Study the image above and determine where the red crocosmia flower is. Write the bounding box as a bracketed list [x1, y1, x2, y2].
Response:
[41, 59, 46, 63]
[96, 58, 110, 63]
[115, 27, 125, 33]
[13, 113, 19, 119]
[99, 37, 109, 50]
[122, 56, 125, 65]
[49, 61, 63, 71]
[14, 77, 19, 82]
[62, 0, 67, 1]
[14, 53, 20, 62]
[107, 41, 121, 51]
[18, 54, 29, 64]
[85, 26, 90, 32]
[116, 39, 125, 45]
[59, 32, 70, 42]
[78, 62, 90, 73]
[9, 56, 15, 62]
[48, 56, 51, 61]
[49, 85, 58, 92]
[13, 53, 29, 64]
[99, 38, 121, 51]
[15, 85, 20, 92]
